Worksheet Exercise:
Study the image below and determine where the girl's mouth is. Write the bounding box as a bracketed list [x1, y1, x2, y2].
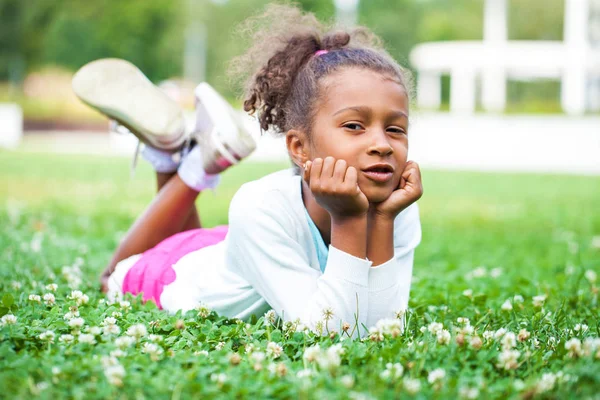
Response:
[361, 164, 394, 183]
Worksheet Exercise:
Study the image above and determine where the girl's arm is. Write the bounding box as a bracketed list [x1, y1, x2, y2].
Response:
[226, 183, 372, 336]
[366, 202, 421, 329]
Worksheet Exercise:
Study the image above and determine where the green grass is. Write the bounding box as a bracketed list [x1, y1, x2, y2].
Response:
[0, 150, 599, 398]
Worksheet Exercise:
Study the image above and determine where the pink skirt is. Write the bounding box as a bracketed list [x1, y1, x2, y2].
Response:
[121, 225, 228, 309]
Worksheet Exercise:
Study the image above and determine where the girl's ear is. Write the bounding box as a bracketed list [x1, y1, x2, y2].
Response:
[285, 129, 310, 168]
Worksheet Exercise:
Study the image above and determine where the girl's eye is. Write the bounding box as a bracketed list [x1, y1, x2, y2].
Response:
[343, 123, 363, 131]
[388, 127, 406, 135]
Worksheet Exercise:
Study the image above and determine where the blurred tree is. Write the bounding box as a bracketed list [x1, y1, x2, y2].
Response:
[509, 0, 564, 40]
[0, 0, 570, 109]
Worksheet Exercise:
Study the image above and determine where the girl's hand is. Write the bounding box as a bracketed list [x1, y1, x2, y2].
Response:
[303, 157, 369, 220]
[371, 161, 423, 220]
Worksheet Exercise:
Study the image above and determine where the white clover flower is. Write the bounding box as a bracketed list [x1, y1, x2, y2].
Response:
[45, 283, 58, 292]
[103, 317, 117, 326]
[403, 377, 421, 394]
[101, 355, 120, 368]
[63, 311, 79, 320]
[462, 289, 473, 298]
[69, 317, 85, 329]
[496, 349, 520, 370]
[215, 341, 225, 351]
[88, 326, 102, 336]
[490, 267, 502, 278]
[42, 293, 56, 306]
[303, 344, 321, 363]
[456, 317, 470, 325]
[494, 328, 507, 340]
[102, 320, 120, 335]
[513, 295, 524, 303]
[565, 338, 583, 358]
[584, 270, 597, 283]
[266, 342, 283, 359]
[296, 369, 313, 379]
[11, 281, 22, 290]
[119, 301, 131, 311]
[501, 332, 517, 350]
[194, 349, 209, 357]
[125, 323, 147, 340]
[142, 342, 164, 361]
[195, 303, 211, 318]
[460, 325, 474, 336]
[39, 331, 55, 342]
[322, 307, 334, 321]
[368, 326, 384, 342]
[582, 337, 600, 357]
[104, 364, 126, 386]
[148, 334, 163, 342]
[470, 336, 483, 349]
[340, 375, 355, 388]
[0, 314, 17, 326]
[115, 336, 135, 349]
[210, 373, 227, 386]
[517, 329, 530, 342]
[437, 329, 451, 345]
[78, 334, 96, 345]
[29, 294, 41, 303]
[250, 351, 266, 364]
[244, 343, 255, 354]
[316, 345, 343, 371]
[482, 330, 494, 341]
[111, 311, 122, 318]
[536, 372, 557, 393]
[532, 295, 547, 308]
[574, 324, 589, 333]
[427, 322, 444, 335]
[380, 363, 404, 381]
[501, 300, 513, 311]
[427, 368, 446, 384]
[590, 236, 600, 249]
[375, 318, 403, 337]
[394, 308, 406, 319]
[264, 310, 277, 326]
[459, 386, 480, 399]
[68, 290, 83, 300]
[110, 349, 126, 358]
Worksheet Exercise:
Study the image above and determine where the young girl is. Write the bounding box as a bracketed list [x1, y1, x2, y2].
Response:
[72, 5, 423, 333]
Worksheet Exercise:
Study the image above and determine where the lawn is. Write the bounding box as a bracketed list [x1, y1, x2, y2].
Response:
[1, 150, 599, 399]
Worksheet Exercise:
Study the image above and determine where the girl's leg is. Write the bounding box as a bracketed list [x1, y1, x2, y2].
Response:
[156, 171, 201, 230]
[101, 173, 201, 292]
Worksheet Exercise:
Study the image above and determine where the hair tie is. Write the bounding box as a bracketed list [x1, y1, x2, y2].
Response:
[314, 50, 329, 57]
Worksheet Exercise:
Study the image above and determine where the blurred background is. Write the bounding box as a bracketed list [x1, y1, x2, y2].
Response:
[0, 0, 599, 174]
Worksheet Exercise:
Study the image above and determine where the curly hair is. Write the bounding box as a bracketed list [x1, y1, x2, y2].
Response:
[229, 3, 413, 137]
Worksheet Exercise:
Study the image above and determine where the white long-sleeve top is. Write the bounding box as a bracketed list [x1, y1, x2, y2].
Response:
[159, 168, 421, 332]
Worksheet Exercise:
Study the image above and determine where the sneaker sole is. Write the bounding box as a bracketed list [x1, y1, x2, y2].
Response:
[194, 82, 257, 174]
[72, 58, 186, 152]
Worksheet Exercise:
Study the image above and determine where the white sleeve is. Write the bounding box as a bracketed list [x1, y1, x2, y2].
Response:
[226, 187, 371, 333]
[366, 203, 422, 329]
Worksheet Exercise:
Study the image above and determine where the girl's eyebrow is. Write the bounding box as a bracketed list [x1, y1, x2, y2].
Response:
[332, 106, 408, 119]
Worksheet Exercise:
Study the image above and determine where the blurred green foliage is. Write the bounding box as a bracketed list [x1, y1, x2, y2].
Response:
[0, 0, 565, 106]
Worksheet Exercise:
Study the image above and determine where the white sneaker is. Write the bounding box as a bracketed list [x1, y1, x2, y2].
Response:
[72, 58, 187, 152]
[192, 82, 257, 174]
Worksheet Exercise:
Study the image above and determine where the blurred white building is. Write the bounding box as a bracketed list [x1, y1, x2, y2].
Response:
[410, 0, 600, 115]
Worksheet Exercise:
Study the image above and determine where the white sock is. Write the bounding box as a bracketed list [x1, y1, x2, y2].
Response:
[141, 145, 180, 173]
[177, 145, 220, 192]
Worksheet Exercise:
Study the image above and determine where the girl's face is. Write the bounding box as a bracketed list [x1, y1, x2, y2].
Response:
[308, 68, 410, 203]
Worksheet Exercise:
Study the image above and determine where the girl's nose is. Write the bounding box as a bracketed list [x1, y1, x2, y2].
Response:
[367, 129, 393, 156]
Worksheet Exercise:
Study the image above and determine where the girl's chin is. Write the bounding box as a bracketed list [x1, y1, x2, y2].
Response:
[363, 187, 396, 204]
